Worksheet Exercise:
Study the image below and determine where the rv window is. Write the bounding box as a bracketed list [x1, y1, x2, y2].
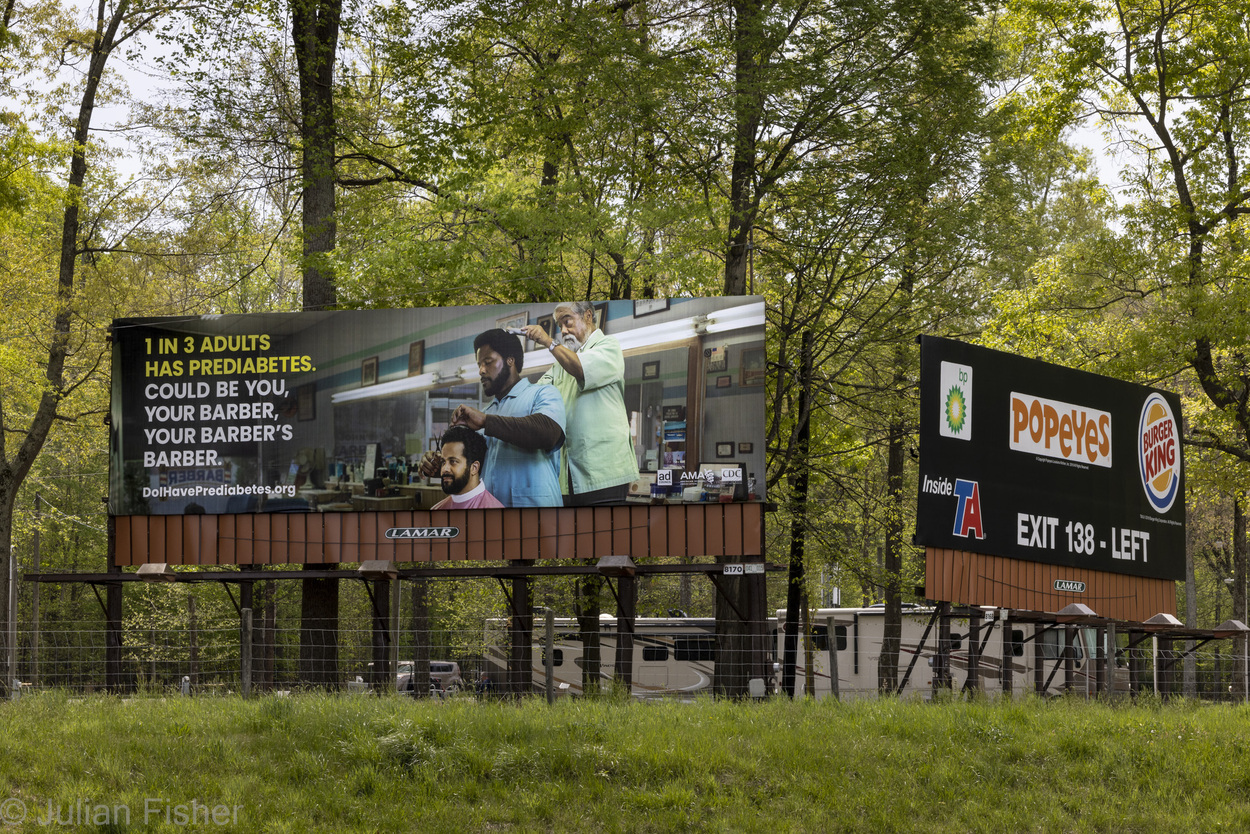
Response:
[1040, 628, 1084, 662]
[541, 648, 564, 667]
[642, 646, 669, 662]
[674, 637, 716, 662]
[1009, 629, 1025, 658]
[809, 625, 848, 652]
[949, 633, 963, 652]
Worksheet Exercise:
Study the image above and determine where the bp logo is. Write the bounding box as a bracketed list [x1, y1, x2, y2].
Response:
[1138, 393, 1180, 514]
[939, 361, 973, 440]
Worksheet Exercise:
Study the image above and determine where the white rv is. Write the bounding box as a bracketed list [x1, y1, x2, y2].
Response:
[485, 615, 720, 698]
[483, 606, 1124, 700]
[776, 606, 1123, 699]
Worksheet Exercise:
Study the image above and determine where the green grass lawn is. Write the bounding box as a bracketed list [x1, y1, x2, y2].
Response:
[0, 691, 1247, 832]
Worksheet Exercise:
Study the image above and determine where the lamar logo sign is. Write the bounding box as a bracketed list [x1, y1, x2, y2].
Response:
[1053, 579, 1087, 593]
[384, 527, 460, 540]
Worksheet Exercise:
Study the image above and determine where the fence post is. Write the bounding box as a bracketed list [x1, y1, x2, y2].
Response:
[825, 616, 839, 701]
[545, 605, 555, 704]
[390, 577, 401, 695]
[241, 607, 253, 697]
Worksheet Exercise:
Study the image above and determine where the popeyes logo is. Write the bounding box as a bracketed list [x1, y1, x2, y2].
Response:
[1139, 393, 1180, 513]
[1010, 392, 1112, 468]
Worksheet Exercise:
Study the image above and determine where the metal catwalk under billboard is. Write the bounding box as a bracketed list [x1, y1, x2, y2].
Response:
[109, 298, 766, 516]
[916, 336, 1185, 582]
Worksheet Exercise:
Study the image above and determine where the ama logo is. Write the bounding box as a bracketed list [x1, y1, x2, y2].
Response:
[939, 361, 973, 440]
[1138, 393, 1180, 514]
[951, 479, 984, 539]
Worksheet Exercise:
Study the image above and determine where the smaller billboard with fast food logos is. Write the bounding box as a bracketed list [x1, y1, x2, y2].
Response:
[916, 336, 1184, 582]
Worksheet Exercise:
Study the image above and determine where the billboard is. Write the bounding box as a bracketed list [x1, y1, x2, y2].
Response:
[109, 298, 766, 516]
[916, 336, 1184, 582]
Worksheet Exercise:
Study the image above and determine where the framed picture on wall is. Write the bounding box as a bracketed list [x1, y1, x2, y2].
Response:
[738, 442, 753, 454]
[361, 356, 379, 386]
[643, 361, 660, 380]
[716, 441, 734, 458]
[716, 375, 732, 388]
[297, 383, 316, 421]
[408, 340, 425, 377]
[536, 314, 557, 345]
[740, 346, 766, 387]
[633, 298, 669, 317]
[593, 302, 608, 333]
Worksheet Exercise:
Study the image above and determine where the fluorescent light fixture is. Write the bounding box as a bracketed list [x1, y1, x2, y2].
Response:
[330, 301, 764, 404]
[332, 372, 441, 404]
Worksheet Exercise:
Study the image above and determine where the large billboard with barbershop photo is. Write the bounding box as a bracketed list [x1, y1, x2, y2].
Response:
[109, 298, 766, 519]
[915, 336, 1185, 583]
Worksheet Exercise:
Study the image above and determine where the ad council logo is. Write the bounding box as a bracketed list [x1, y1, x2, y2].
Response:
[1139, 393, 1180, 514]
[939, 362, 973, 440]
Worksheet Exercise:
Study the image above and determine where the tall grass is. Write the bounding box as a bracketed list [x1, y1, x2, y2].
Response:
[0, 692, 1247, 832]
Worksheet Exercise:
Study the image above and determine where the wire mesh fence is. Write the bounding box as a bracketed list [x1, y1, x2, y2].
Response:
[4, 618, 1250, 702]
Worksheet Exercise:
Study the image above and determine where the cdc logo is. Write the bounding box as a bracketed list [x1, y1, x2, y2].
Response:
[1138, 393, 1180, 514]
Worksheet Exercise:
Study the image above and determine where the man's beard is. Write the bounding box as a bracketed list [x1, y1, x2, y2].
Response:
[481, 363, 510, 397]
[559, 331, 582, 350]
[441, 470, 471, 495]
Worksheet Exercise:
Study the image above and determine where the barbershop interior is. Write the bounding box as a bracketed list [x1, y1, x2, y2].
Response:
[273, 298, 767, 512]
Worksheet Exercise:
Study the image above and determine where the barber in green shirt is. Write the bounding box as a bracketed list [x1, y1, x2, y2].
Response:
[525, 302, 639, 506]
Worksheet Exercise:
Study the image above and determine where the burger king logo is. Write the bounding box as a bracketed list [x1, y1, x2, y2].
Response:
[1138, 393, 1180, 514]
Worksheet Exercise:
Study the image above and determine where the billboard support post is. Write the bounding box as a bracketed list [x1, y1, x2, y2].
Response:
[508, 568, 532, 699]
[934, 603, 952, 692]
[1001, 612, 1013, 696]
[105, 517, 124, 694]
[613, 575, 637, 691]
[240, 608, 252, 697]
[966, 616, 981, 693]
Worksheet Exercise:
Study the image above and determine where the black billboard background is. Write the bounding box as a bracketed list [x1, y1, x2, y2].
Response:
[915, 336, 1185, 582]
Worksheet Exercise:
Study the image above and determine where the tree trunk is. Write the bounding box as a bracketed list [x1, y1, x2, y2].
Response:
[722, 0, 764, 296]
[878, 244, 917, 693]
[577, 574, 602, 697]
[0, 0, 129, 689]
[292, 0, 341, 683]
[292, 0, 339, 312]
[782, 331, 812, 697]
[878, 419, 904, 693]
[1234, 495, 1247, 695]
[411, 579, 430, 697]
[299, 577, 339, 688]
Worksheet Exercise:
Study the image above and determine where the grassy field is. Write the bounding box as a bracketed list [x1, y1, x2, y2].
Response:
[0, 691, 1247, 833]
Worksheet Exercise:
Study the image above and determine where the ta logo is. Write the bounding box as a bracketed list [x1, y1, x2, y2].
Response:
[951, 479, 984, 539]
[939, 361, 973, 440]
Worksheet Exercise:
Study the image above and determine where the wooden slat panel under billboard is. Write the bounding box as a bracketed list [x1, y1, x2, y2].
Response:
[111, 504, 766, 567]
[115, 517, 134, 567]
[270, 514, 289, 565]
[629, 506, 649, 558]
[252, 514, 272, 565]
[666, 506, 685, 554]
[926, 547, 1175, 622]
[147, 516, 167, 564]
[685, 505, 705, 556]
[704, 504, 725, 555]
[500, 513, 524, 560]
[611, 506, 632, 555]
[521, 509, 541, 559]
